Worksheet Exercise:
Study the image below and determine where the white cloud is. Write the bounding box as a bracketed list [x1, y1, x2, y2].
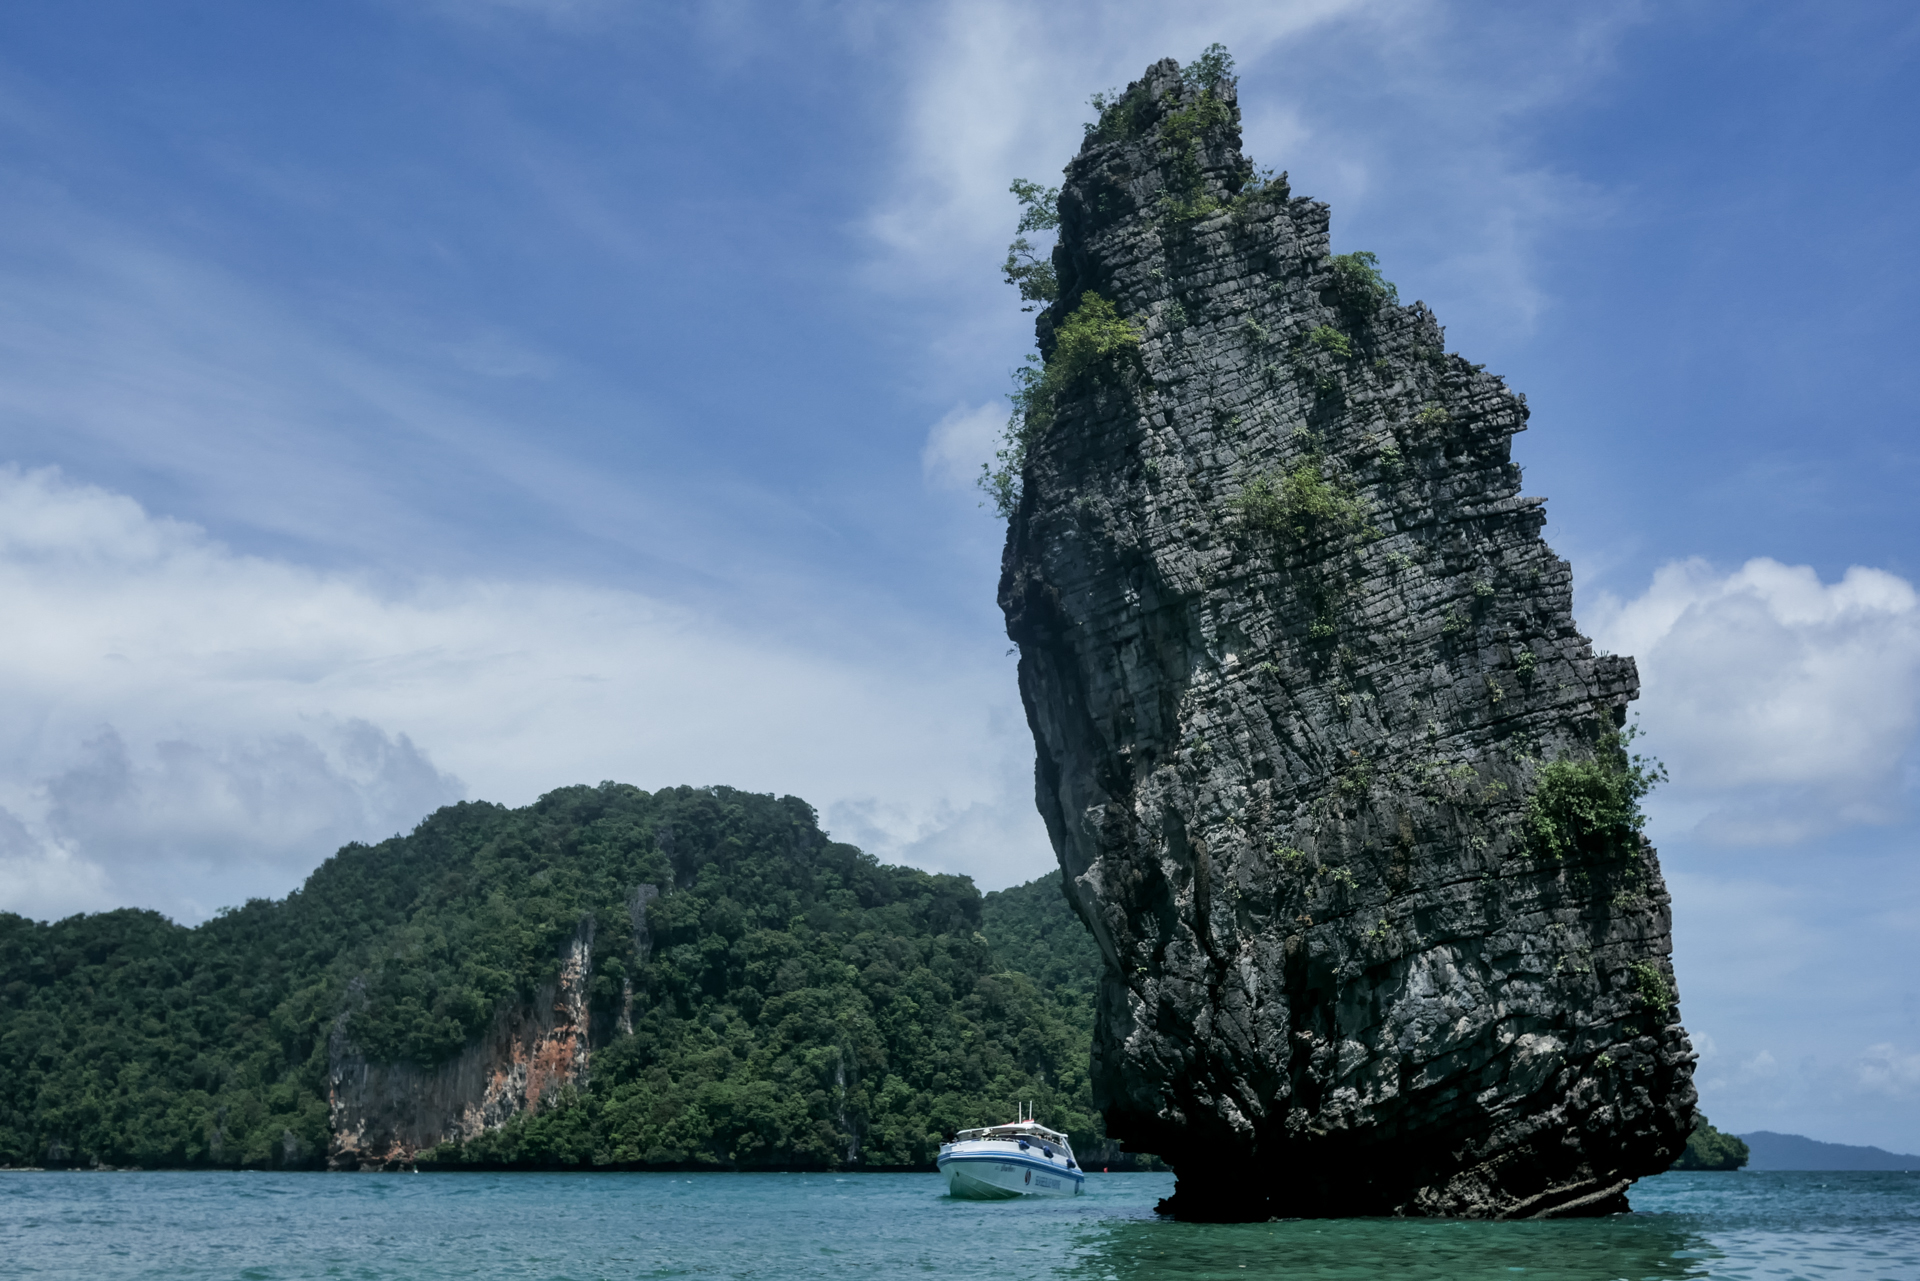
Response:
[921, 402, 1004, 492]
[865, 0, 1372, 276]
[0, 803, 111, 923]
[1691, 1039, 1920, 1150]
[1585, 557, 1920, 843]
[0, 166, 786, 595]
[1856, 1043, 1920, 1100]
[0, 465, 1055, 922]
[35, 722, 461, 923]
[861, 0, 1646, 354]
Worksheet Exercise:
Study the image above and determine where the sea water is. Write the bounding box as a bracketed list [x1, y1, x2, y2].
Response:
[3, 1168, 1916, 1279]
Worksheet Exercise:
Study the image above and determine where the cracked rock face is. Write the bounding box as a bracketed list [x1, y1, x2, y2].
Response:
[326, 920, 596, 1171]
[998, 58, 1695, 1219]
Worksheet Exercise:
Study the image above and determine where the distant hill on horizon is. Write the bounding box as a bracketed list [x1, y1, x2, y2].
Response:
[1740, 1131, 1920, 1171]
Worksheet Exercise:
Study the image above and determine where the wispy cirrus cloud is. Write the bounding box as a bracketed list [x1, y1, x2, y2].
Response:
[862, 0, 1648, 366]
[920, 402, 1002, 493]
[863, 0, 1373, 271]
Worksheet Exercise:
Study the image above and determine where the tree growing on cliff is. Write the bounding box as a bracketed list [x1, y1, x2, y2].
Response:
[1329, 250, 1399, 312]
[1525, 724, 1667, 862]
[986, 44, 1247, 520]
[1001, 179, 1060, 311]
[982, 293, 1142, 517]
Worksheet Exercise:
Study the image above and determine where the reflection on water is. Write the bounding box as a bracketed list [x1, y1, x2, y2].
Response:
[1066, 1171, 1919, 1281]
[1070, 1213, 1718, 1281]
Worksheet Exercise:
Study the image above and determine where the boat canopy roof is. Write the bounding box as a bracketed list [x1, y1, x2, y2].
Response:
[954, 1119, 1071, 1145]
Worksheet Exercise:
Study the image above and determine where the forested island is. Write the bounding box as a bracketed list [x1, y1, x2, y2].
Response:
[0, 783, 1148, 1172]
[1672, 1116, 1750, 1171]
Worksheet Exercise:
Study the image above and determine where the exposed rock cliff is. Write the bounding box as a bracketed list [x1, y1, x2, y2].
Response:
[998, 56, 1695, 1218]
[327, 918, 600, 1170]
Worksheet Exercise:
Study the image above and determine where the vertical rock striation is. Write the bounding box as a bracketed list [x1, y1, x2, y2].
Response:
[326, 918, 598, 1170]
[998, 57, 1695, 1218]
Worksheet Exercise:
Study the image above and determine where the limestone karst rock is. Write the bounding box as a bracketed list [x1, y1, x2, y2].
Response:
[997, 56, 1696, 1219]
[326, 918, 600, 1170]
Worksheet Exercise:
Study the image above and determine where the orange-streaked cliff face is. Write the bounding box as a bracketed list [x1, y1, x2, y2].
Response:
[326, 919, 595, 1171]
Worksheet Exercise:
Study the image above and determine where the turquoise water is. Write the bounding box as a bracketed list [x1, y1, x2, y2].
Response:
[4, 1169, 1916, 1279]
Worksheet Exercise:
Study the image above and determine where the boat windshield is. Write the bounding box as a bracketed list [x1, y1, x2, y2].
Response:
[953, 1122, 1072, 1148]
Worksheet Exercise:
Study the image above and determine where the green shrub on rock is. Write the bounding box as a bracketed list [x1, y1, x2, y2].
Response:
[982, 293, 1142, 517]
[1524, 726, 1666, 861]
[1629, 960, 1678, 1016]
[1307, 324, 1353, 359]
[1232, 462, 1367, 542]
[1156, 46, 1238, 223]
[1329, 250, 1399, 311]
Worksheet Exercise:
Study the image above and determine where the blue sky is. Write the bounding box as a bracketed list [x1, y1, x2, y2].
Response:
[0, 1, 1915, 1151]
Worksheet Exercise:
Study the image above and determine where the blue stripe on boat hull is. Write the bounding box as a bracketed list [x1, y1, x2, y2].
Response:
[937, 1152, 1084, 1198]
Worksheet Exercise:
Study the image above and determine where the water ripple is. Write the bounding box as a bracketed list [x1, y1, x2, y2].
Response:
[0, 1169, 1913, 1280]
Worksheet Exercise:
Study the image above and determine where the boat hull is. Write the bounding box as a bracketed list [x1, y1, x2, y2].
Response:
[937, 1151, 1083, 1199]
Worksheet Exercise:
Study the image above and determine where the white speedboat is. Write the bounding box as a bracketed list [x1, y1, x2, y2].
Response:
[936, 1108, 1085, 1198]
